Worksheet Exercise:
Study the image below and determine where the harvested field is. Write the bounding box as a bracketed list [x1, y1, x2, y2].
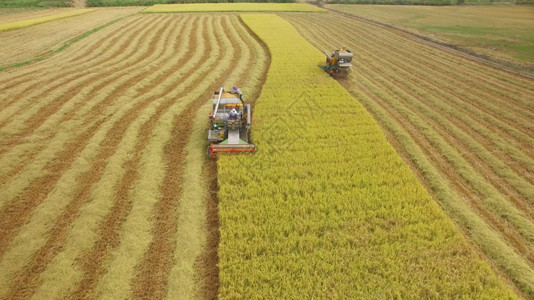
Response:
[144, 3, 325, 13]
[0, 8, 79, 23]
[0, 9, 95, 32]
[0, 7, 142, 67]
[327, 5, 534, 73]
[0, 12, 268, 299]
[286, 11, 534, 298]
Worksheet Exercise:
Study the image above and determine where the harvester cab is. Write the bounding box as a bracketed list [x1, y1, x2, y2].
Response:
[207, 86, 255, 158]
[319, 46, 353, 78]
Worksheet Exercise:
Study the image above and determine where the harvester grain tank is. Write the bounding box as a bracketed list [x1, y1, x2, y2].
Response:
[207, 87, 255, 158]
[319, 46, 353, 77]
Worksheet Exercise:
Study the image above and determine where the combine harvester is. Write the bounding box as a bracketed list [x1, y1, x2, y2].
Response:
[207, 87, 255, 158]
[319, 46, 353, 78]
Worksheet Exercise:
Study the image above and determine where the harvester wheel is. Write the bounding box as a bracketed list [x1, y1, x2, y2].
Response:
[206, 145, 212, 158]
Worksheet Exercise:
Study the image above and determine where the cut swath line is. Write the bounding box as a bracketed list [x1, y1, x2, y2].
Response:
[1, 15, 189, 300]
[64, 16, 205, 299]
[129, 16, 236, 298]
[89, 15, 233, 298]
[0, 16, 164, 213]
[29, 16, 200, 299]
[0, 14, 128, 72]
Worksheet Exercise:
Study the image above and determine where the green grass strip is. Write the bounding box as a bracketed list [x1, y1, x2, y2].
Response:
[0, 16, 126, 72]
[217, 14, 516, 298]
[0, 9, 96, 32]
[143, 3, 325, 13]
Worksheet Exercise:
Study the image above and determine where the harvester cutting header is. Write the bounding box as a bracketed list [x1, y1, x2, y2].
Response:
[320, 46, 353, 77]
[207, 87, 255, 158]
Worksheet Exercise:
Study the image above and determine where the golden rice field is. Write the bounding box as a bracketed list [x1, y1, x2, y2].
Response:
[0, 3, 532, 299]
[286, 10, 534, 298]
[217, 13, 515, 299]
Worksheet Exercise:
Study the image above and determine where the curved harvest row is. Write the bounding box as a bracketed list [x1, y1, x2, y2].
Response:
[286, 11, 534, 297]
[0, 12, 268, 299]
[0, 7, 142, 67]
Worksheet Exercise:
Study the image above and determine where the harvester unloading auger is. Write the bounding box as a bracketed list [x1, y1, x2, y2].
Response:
[319, 46, 353, 78]
[207, 87, 255, 158]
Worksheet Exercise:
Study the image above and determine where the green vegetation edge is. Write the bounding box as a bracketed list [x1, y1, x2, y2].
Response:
[0, 16, 126, 72]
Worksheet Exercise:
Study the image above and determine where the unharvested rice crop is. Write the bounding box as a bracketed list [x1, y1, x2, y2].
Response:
[217, 13, 515, 299]
[143, 3, 325, 13]
[286, 11, 534, 298]
[0, 12, 268, 299]
[0, 9, 95, 32]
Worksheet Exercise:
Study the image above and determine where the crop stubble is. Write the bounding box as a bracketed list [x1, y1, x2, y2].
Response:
[0, 14, 179, 298]
[0, 7, 142, 66]
[0, 11, 268, 299]
[0, 15, 151, 187]
[0, 15, 168, 250]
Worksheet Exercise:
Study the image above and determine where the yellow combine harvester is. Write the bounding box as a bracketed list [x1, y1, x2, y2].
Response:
[319, 46, 353, 78]
[207, 87, 255, 158]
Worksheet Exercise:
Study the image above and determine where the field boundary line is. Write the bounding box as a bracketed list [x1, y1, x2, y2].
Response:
[0, 9, 95, 32]
[324, 6, 534, 80]
[142, 3, 325, 13]
[0, 14, 133, 72]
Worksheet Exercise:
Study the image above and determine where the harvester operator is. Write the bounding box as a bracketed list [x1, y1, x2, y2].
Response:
[229, 107, 238, 120]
